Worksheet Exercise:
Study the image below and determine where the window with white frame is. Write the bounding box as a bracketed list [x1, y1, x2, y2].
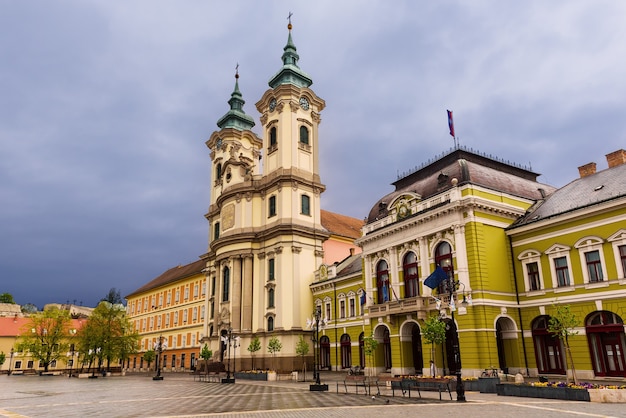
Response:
[193, 307, 198, 321]
[184, 286, 189, 300]
[545, 244, 573, 289]
[201, 282, 206, 295]
[165, 313, 170, 326]
[608, 230, 626, 279]
[194, 284, 199, 298]
[518, 250, 544, 292]
[349, 297, 356, 317]
[201, 305, 205, 319]
[175, 290, 180, 303]
[183, 310, 188, 323]
[575, 237, 607, 285]
[340, 300, 346, 318]
[325, 302, 331, 321]
[167, 291, 172, 305]
[157, 315, 162, 328]
[174, 312, 179, 325]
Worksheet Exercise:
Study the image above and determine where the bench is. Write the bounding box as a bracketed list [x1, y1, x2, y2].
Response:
[402, 378, 453, 400]
[337, 375, 379, 396]
[383, 376, 409, 397]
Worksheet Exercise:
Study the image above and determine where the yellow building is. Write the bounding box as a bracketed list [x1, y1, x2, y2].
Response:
[126, 259, 207, 372]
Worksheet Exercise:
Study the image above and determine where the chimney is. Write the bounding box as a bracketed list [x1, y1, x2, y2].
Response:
[578, 162, 596, 178]
[606, 149, 626, 168]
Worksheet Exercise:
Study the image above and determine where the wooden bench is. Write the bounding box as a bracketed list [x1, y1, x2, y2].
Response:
[337, 375, 379, 396]
[402, 378, 453, 400]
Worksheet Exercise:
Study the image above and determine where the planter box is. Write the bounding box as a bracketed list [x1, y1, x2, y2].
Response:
[497, 384, 590, 402]
[234, 372, 267, 381]
[463, 380, 480, 392]
[478, 377, 500, 393]
[588, 389, 626, 403]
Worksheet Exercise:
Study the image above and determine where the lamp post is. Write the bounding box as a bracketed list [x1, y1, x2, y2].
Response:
[153, 335, 166, 380]
[309, 306, 328, 391]
[67, 346, 75, 378]
[446, 276, 470, 402]
[221, 327, 235, 383]
[8, 348, 14, 375]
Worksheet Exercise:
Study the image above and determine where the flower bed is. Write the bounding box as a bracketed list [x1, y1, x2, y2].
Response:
[497, 383, 590, 401]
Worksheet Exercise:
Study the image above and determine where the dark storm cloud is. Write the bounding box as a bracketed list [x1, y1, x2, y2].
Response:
[1, 0, 625, 308]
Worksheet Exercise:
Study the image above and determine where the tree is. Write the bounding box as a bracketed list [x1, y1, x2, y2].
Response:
[0, 293, 15, 304]
[267, 336, 282, 371]
[363, 334, 378, 377]
[77, 301, 139, 372]
[295, 335, 310, 380]
[21, 303, 38, 314]
[101, 288, 123, 305]
[0, 351, 6, 367]
[247, 336, 261, 370]
[200, 344, 213, 376]
[143, 349, 155, 370]
[548, 304, 579, 384]
[16, 307, 73, 372]
[422, 315, 446, 376]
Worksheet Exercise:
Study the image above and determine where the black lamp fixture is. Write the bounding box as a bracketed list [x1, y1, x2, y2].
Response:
[309, 306, 328, 391]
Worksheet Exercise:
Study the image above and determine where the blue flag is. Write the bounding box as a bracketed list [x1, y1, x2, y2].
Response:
[360, 290, 366, 305]
[424, 266, 448, 289]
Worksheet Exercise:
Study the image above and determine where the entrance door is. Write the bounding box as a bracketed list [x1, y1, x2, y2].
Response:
[586, 311, 626, 377]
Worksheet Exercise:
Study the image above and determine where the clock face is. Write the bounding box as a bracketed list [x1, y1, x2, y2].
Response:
[299, 97, 309, 110]
[269, 98, 277, 112]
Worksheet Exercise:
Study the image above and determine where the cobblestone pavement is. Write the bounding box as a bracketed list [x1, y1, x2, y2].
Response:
[0, 374, 624, 418]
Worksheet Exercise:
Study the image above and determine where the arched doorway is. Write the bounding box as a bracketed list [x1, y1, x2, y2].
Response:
[340, 334, 352, 369]
[410, 323, 424, 374]
[320, 336, 331, 370]
[586, 311, 626, 377]
[531, 315, 565, 374]
[495, 317, 517, 374]
[443, 318, 460, 375]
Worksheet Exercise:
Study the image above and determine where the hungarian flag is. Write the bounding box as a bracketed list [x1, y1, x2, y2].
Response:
[447, 110, 455, 138]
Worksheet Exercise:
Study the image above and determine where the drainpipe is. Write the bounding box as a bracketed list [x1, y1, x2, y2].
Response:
[508, 235, 530, 377]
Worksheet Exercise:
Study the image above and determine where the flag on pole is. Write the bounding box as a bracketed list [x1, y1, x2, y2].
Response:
[360, 290, 366, 305]
[447, 109, 455, 138]
[424, 266, 448, 289]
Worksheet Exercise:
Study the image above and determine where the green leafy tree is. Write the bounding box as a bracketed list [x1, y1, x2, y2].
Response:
[548, 304, 579, 384]
[267, 336, 282, 371]
[0, 293, 15, 304]
[422, 315, 446, 376]
[21, 303, 38, 314]
[101, 288, 123, 305]
[200, 344, 213, 375]
[0, 351, 6, 367]
[143, 349, 155, 370]
[363, 334, 378, 377]
[295, 335, 310, 380]
[247, 336, 261, 370]
[16, 307, 73, 372]
[77, 301, 139, 372]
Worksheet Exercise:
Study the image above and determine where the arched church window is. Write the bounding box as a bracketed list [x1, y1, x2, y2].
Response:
[435, 242, 453, 294]
[299, 126, 309, 145]
[376, 260, 390, 304]
[222, 266, 230, 302]
[269, 127, 277, 148]
[403, 251, 419, 298]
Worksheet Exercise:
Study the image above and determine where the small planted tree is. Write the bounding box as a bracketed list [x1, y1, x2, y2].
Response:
[143, 349, 155, 370]
[548, 304, 579, 384]
[0, 352, 6, 368]
[247, 336, 261, 370]
[295, 335, 310, 380]
[267, 336, 282, 371]
[363, 334, 378, 377]
[200, 344, 213, 376]
[422, 315, 446, 376]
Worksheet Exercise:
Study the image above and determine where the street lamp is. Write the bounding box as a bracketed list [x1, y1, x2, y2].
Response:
[308, 306, 328, 391]
[153, 335, 167, 381]
[8, 348, 14, 375]
[221, 327, 235, 384]
[67, 346, 75, 378]
[445, 275, 471, 402]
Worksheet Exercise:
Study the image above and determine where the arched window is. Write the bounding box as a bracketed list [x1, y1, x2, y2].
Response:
[403, 251, 419, 298]
[586, 311, 626, 377]
[435, 242, 453, 294]
[269, 195, 276, 217]
[268, 288, 275, 308]
[269, 127, 277, 148]
[340, 334, 352, 369]
[301, 194, 310, 216]
[299, 126, 309, 145]
[376, 260, 390, 303]
[267, 316, 274, 331]
[222, 267, 230, 302]
[216, 163, 222, 180]
[320, 336, 331, 370]
[383, 328, 392, 370]
[531, 315, 565, 374]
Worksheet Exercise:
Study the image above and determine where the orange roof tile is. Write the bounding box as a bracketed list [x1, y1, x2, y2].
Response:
[0, 317, 85, 337]
[321, 210, 364, 240]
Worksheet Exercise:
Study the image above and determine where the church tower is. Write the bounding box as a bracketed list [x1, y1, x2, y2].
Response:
[202, 20, 329, 372]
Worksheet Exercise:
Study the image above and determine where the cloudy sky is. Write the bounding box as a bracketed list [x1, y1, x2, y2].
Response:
[2, 1, 625, 309]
